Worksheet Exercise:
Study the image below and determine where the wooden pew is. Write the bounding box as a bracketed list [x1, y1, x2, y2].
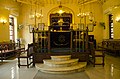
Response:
[98, 39, 120, 56]
[0, 42, 25, 62]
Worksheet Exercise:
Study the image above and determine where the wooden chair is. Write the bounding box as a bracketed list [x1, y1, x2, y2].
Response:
[89, 42, 105, 67]
[0, 45, 8, 62]
[17, 43, 34, 68]
[0, 48, 3, 63]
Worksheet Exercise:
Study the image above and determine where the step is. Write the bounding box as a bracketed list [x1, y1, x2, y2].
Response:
[51, 55, 71, 61]
[43, 59, 79, 67]
[36, 62, 87, 74]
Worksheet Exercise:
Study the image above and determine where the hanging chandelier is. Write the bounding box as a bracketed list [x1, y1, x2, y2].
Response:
[77, 0, 96, 32]
[29, 12, 43, 19]
[29, 0, 43, 19]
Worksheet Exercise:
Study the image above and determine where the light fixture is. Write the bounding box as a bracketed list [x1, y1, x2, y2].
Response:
[77, 12, 90, 18]
[77, 11, 96, 32]
[116, 17, 120, 22]
[87, 23, 95, 32]
[77, 0, 96, 32]
[58, 10, 64, 14]
[29, 11, 43, 19]
[57, 1, 65, 14]
[0, 18, 7, 24]
[29, 1, 43, 20]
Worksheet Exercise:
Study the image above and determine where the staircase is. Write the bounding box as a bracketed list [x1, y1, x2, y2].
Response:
[36, 55, 87, 74]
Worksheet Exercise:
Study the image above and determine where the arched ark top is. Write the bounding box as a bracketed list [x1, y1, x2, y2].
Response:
[47, 5, 75, 26]
[48, 5, 74, 14]
[50, 13, 72, 25]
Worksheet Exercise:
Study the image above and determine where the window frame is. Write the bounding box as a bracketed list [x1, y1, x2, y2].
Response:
[9, 17, 15, 41]
[109, 14, 113, 39]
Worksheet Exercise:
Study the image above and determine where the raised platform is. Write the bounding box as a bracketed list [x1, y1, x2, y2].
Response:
[34, 70, 90, 79]
[43, 59, 78, 67]
[36, 55, 87, 74]
[33, 52, 89, 63]
[51, 55, 71, 61]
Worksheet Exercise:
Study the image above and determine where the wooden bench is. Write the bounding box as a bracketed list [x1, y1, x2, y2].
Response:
[98, 39, 120, 56]
[0, 42, 25, 62]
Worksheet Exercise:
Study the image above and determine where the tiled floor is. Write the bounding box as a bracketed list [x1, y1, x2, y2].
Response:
[0, 54, 120, 79]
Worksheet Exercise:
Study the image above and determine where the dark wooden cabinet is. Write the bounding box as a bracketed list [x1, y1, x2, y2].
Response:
[50, 31, 71, 48]
[32, 29, 90, 65]
[50, 13, 72, 25]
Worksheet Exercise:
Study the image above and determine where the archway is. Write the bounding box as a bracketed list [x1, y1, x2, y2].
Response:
[47, 5, 75, 26]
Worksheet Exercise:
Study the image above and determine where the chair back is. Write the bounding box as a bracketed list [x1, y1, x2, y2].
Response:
[27, 43, 34, 56]
[89, 42, 95, 56]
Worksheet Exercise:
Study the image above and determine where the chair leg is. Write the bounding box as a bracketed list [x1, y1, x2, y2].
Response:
[93, 57, 95, 67]
[18, 57, 20, 68]
[17, 56, 33, 68]
[27, 58, 29, 68]
[102, 56, 105, 67]
[93, 56, 105, 67]
[1, 59, 3, 64]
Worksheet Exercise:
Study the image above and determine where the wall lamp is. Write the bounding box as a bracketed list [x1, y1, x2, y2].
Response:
[0, 18, 7, 24]
[116, 17, 120, 22]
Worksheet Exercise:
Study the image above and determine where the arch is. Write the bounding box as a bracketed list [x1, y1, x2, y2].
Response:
[47, 5, 75, 26]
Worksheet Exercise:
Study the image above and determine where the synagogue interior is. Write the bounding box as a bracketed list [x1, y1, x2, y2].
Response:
[0, 0, 120, 79]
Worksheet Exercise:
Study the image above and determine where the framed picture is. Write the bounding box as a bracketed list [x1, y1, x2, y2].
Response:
[38, 23, 45, 30]
[29, 24, 34, 33]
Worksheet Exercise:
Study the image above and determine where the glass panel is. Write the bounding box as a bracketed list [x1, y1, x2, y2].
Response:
[111, 23, 113, 27]
[9, 18, 12, 23]
[111, 16, 113, 20]
[10, 31, 13, 35]
[111, 33, 114, 36]
[10, 36, 13, 40]
[9, 25, 13, 30]
[111, 28, 113, 32]
[9, 16, 14, 40]
[111, 35, 113, 38]
[109, 14, 114, 39]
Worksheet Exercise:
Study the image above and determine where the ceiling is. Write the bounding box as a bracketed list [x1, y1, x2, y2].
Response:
[0, 0, 107, 14]
[16, 0, 106, 6]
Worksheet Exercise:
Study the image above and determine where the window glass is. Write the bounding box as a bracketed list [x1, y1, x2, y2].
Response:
[9, 17, 14, 40]
[109, 14, 113, 39]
